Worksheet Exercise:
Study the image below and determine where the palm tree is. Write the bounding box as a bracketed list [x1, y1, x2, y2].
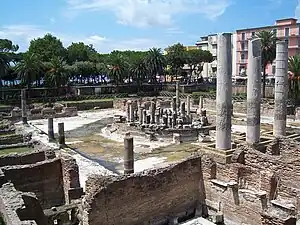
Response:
[0, 52, 11, 87]
[256, 30, 277, 98]
[15, 53, 43, 88]
[145, 48, 165, 83]
[108, 53, 128, 86]
[96, 62, 108, 84]
[288, 54, 300, 101]
[130, 57, 148, 91]
[45, 57, 70, 88]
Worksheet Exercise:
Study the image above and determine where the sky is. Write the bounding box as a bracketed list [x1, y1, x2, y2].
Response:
[0, 0, 300, 53]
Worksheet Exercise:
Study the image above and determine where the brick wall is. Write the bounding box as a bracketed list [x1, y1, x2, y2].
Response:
[66, 100, 113, 111]
[0, 151, 46, 167]
[201, 139, 299, 225]
[61, 156, 83, 204]
[0, 158, 65, 209]
[0, 183, 49, 225]
[81, 156, 204, 225]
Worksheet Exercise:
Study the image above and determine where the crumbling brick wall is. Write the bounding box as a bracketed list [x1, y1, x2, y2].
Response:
[0, 151, 46, 167]
[61, 156, 83, 204]
[0, 158, 65, 209]
[201, 139, 300, 225]
[81, 156, 204, 225]
[0, 183, 48, 225]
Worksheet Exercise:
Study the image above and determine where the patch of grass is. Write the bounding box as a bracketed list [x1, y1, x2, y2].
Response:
[0, 104, 10, 108]
[0, 147, 31, 156]
[61, 98, 113, 104]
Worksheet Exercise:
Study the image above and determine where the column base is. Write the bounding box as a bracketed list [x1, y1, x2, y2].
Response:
[124, 169, 134, 174]
[22, 117, 28, 124]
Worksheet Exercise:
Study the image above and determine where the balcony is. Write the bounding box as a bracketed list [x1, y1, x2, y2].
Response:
[237, 48, 248, 52]
[196, 38, 209, 45]
[237, 37, 252, 42]
[288, 45, 300, 49]
[237, 59, 247, 64]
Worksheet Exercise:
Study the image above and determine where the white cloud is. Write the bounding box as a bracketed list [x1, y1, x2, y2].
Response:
[65, 0, 231, 27]
[0, 24, 164, 53]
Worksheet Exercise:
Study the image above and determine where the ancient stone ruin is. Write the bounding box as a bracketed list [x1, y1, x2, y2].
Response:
[0, 35, 300, 225]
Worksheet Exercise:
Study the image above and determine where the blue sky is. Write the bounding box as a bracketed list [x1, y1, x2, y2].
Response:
[0, 0, 299, 53]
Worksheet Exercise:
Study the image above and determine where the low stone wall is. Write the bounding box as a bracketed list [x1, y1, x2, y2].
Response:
[81, 156, 205, 225]
[198, 98, 295, 116]
[0, 134, 23, 145]
[0, 158, 65, 209]
[0, 150, 48, 167]
[65, 100, 113, 111]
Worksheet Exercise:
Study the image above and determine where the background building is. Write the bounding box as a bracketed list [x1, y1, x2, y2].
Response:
[236, 18, 300, 76]
[196, 33, 237, 78]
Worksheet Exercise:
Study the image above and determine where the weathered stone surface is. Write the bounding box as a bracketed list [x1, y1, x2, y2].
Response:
[63, 107, 78, 117]
[201, 138, 300, 225]
[41, 108, 55, 116]
[82, 156, 204, 225]
[0, 182, 47, 225]
[0, 158, 65, 209]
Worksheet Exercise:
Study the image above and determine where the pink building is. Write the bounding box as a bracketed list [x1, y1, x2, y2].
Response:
[236, 18, 300, 76]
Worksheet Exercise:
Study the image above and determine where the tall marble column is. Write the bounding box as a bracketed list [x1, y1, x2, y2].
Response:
[273, 41, 288, 137]
[216, 33, 232, 150]
[246, 38, 262, 145]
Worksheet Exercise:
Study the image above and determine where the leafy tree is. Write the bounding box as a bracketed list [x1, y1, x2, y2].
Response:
[15, 53, 44, 88]
[45, 57, 70, 88]
[96, 62, 108, 84]
[130, 56, 148, 90]
[288, 54, 300, 101]
[28, 34, 66, 62]
[256, 30, 277, 98]
[108, 53, 128, 86]
[0, 39, 19, 52]
[165, 43, 186, 80]
[145, 48, 165, 83]
[185, 49, 213, 79]
[66, 42, 98, 63]
[0, 39, 19, 86]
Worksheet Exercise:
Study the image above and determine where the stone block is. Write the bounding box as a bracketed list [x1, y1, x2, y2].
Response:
[64, 107, 78, 117]
[53, 103, 64, 113]
[173, 133, 182, 144]
[41, 108, 55, 116]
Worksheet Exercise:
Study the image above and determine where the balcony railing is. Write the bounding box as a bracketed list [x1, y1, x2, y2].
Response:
[237, 59, 247, 64]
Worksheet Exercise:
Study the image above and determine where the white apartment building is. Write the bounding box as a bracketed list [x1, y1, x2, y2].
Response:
[195, 33, 237, 78]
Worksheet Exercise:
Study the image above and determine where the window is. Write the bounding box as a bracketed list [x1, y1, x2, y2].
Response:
[272, 66, 276, 75]
[285, 27, 290, 37]
[242, 33, 246, 40]
[241, 42, 245, 50]
[241, 53, 245, 60]
[273, 29, 277, 37]
[252, 31, 255, 37]
[298, 39, 300, 47]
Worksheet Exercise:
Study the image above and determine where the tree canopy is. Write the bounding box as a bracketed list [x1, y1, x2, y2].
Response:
[0, 33, 215, 89]
[28, 34, 66, 62]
